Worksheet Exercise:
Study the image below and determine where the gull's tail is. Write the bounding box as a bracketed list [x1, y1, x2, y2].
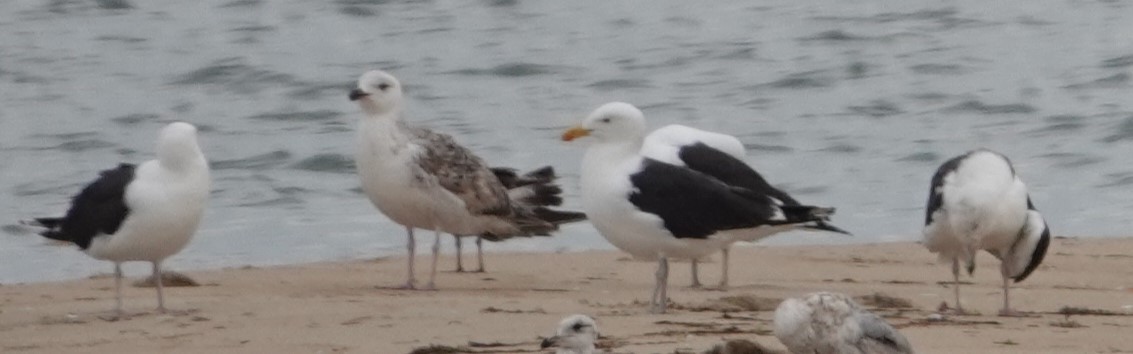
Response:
[20, 217, 69, 242]
[779, 206, 852, 236]
[484, 166, 587, 240]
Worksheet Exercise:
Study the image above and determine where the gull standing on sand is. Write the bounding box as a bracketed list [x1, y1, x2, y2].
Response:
[774, 292, 914, 354]
[349, 70, 584, 289]
[922, 149, 1050, 316]
[562, 102, 838, 313]
[643, 125, 849, 289]
[23, 122, 210, 319]
[541, 314, 600, 354]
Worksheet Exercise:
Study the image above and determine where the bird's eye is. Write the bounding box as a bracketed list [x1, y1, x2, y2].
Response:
[378, 83, 391, 91]
[571, 323, 586, 331]
[600, 117, 611, 123]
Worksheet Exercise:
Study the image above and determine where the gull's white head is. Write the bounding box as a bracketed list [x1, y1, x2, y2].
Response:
[156, 121, 206, 170]
[349, 70, 404, 117]
[540, 314, 599, 354]
[561, 102, 647, 143]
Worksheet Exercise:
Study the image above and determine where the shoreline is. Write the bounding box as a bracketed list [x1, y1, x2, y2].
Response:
[2, 238, 1132, 353]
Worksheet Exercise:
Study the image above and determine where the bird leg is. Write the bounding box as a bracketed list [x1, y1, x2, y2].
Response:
[424, 229, 440, 290]
[98, 263, 126, 321]
[950, 258, 967, 315]
[400, 227, 417, 289]
[998, 261, 1027, 317]
[718, 247, 730, 290]
[112, 262, 125, 320]
[453, 236, 465, 272]
[689, 258, 702, 288]
[153, 261, 166, 314]
[474, 236, 486, 273]
[652, 256, 670, 314]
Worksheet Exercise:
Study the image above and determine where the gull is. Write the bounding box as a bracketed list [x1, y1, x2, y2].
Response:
[350, 70, 584, 289]
[23, 122, 210, 319]
[642, 124, 848, 289]
[541, 314, 599, 354]
[562, 102, 837, 313]
[922, 149, 1050, 316]
[774, 292, 914, 354]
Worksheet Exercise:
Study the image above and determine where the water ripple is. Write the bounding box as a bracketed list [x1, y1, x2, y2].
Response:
[755, 70, 835, 90]
[447, 63, 572, 77]
[111, 113, 160, 125]
[292, 153, 356, 174]
[847, 100, 902, 118]
[1100, 54, 1133, 69]
[248, 110, 342, 122]
[211, 150, 293, 170]
[1064, 73, 1129, 90]
[1100, 115, 1133, 143]
[897, 152, 940, 163]
[170, 58, 298, 94]
[942, 100, 1036, 115]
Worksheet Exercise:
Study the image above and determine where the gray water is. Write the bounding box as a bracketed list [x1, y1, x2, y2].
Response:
[2, 0, 1132, 284]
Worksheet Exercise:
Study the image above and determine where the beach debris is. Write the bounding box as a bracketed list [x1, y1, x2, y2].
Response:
[993, 339, 1018, 346]
[855, 292, 914, 309]
[407, 345, 474, 354]
[702, 339, 783, 354]
[133, 271, 200, 288]
[480, 306, 546, 314]
[681, 294, 782, 312]
[1056, 306, 1131, 316]
[1049, 317, 1086, 328]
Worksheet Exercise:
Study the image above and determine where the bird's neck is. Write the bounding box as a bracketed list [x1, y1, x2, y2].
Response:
[357, 112, 412, 153]
[157, 141, 208, 174]
[584, 139, 642, 164]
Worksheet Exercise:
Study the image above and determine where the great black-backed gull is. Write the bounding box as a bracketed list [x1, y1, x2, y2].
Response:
[349, 70, 584, 290]
[24, 122, 210, 319]
[541, 314, 599, 354]
[643, 124, 848, 289]
[562, 102, 838, 313]
[923, 149, 1050, 316]
[774, 292, 914, 354]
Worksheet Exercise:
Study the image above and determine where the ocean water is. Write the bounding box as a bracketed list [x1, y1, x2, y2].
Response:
[2, 0, 1132, 283]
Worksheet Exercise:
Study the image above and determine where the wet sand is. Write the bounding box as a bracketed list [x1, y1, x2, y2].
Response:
[2, 237, 1132, 353]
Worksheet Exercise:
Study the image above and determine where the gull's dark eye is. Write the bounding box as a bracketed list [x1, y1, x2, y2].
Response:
[378, 83, 391, 91]
[600, 117, 611, 123]
[571, 322, 586, 331]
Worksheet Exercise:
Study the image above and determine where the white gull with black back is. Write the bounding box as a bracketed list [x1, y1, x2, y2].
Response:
[562, 102, 838, 313]
[24, 122, 210, 320]
[922, 149, 1050, 316]
[642, 124, 848, 289]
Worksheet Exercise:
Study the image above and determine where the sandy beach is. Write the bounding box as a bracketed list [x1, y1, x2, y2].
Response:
[2, 237, 1132, 354]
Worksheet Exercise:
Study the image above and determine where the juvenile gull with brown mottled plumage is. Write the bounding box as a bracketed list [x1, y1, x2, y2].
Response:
[348, 70, 584, 289]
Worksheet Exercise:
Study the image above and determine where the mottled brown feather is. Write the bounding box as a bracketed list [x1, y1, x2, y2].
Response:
[407, 126, 512, 216]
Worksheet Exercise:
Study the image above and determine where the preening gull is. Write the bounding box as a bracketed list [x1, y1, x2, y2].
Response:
[23, 122, 210, 319]
[541, 314, 599, 354]
[562, 102, 838, 313]
[643, 124, 848, 289]
[350, 70, 584, 289]
[923, 149, 1050, 316]
[774, 292, 914, 354]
